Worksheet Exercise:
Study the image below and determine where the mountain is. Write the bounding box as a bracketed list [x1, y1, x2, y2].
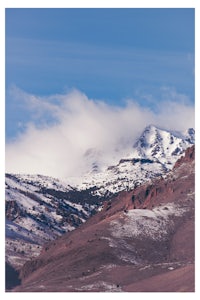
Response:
[5, 125, 195, 274]
[70, 125, 195, 195]
[13, 145, 195, 292]
[133, 125, 194, 161]
[5, 174, 100, 269]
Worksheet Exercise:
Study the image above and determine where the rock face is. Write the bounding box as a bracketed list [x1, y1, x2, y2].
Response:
[13, 146, 195, 292]
[174, 144, 195, 169]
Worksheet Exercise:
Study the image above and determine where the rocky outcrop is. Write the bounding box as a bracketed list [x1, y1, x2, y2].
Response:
[174, 145, 195, 169]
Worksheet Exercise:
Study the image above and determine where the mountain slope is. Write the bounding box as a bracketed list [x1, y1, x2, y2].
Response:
[14, 145, 195, 292]
[5, 174, 100, 269]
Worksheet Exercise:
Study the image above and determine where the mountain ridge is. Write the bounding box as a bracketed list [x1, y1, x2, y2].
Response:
[13, 145, 195, 292]
[5, 125, 195, 274]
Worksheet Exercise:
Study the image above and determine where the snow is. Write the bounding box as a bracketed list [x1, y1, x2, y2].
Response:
[64, 200, 89, 216]
[110, 203, 188, 241]
[77, 281, 122, 292]
[6, 173, 72, 192]
[73, 159, 164, 197]
[133, 125, 193, 163]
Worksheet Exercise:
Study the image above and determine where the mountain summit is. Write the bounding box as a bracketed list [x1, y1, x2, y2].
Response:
[133, 124, 194, 161]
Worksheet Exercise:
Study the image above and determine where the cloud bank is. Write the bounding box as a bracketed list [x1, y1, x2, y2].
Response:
[6, 88, 195, 179]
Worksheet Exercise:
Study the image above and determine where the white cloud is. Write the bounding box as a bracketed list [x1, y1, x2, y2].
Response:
[5, 88, 195, 179]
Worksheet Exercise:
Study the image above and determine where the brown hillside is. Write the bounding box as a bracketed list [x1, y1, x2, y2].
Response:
[13, 146, 195, 292]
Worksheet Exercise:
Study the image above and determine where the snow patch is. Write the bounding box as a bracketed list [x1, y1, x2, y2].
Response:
[77, 281, 122, 292]
[110, 203, 187, 241]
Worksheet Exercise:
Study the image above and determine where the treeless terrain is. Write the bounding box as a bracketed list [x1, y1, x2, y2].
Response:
[12, 146, 195, 292]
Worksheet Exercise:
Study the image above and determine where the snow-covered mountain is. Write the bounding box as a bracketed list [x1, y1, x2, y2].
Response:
[133, 125, 194, 162]
[5, 125, 195, 268]
[70, 125, 195, 195]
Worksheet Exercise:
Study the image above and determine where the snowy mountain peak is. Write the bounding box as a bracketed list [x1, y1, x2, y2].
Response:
[132, 125, 194, 163]
[133, 124, 161, 149]
[67, 125, 195, 181]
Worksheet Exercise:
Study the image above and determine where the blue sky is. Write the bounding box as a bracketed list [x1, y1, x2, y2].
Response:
[6, 8, 194, 140]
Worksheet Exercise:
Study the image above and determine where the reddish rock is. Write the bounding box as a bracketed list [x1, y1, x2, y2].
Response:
[174, 145, 195, 169]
